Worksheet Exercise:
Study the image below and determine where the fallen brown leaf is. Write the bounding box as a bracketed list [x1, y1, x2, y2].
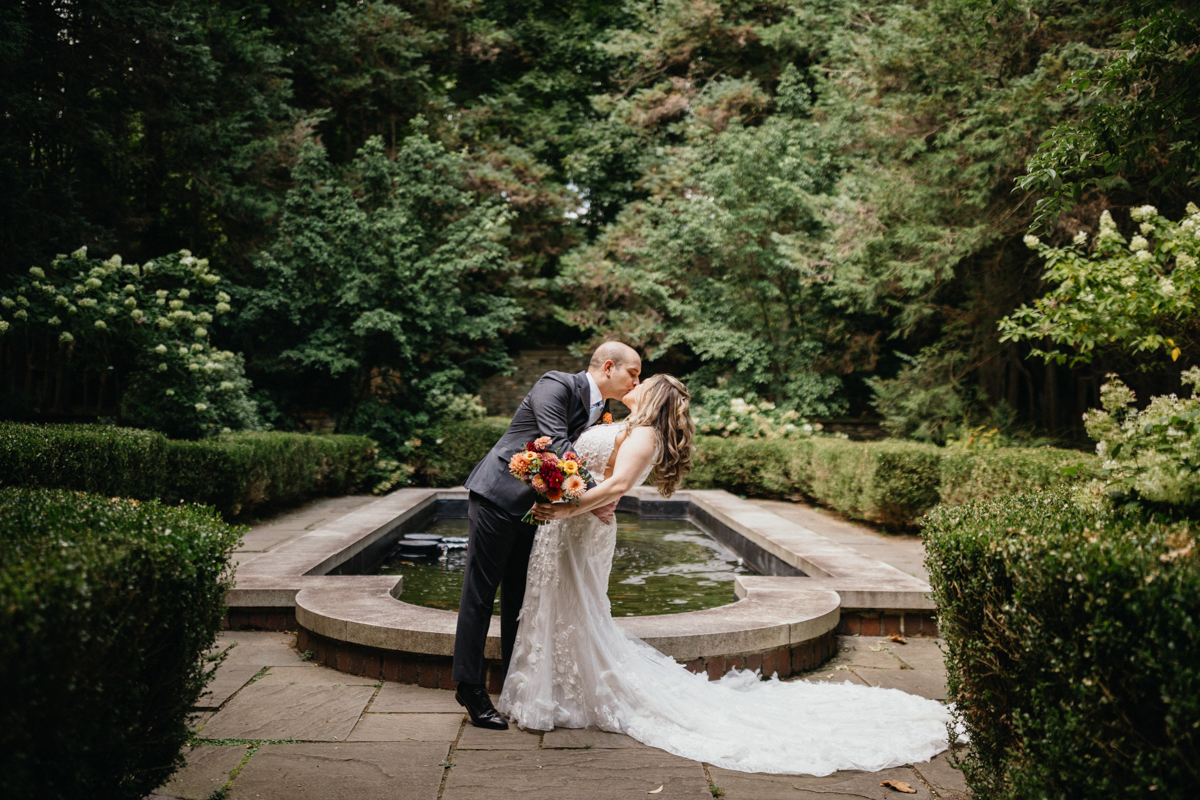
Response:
[889, 634, 908, 644]
[880, 779, 917, 793]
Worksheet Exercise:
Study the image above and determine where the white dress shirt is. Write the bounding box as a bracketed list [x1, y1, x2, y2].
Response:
[585, 372, 604, 424]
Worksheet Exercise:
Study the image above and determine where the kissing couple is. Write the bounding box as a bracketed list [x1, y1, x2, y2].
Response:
[450, 342, 953, 775]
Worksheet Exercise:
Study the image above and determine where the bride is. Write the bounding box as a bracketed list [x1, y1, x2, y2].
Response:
[498, 374, 954, 776]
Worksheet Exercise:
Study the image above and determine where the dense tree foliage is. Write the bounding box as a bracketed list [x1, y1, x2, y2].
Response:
[4, 0, 1198, 444]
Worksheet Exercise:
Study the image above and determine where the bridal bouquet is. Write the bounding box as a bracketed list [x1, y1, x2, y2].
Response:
[509, 436, 592, 525]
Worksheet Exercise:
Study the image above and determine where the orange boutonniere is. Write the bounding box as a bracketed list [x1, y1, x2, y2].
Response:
[602, 412, 613, 424]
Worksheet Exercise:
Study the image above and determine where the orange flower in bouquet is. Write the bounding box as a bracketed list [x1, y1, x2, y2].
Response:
[508, 438, 594, 525]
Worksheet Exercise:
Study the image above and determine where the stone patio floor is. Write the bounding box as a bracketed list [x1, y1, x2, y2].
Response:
[151, 496, 966, 800]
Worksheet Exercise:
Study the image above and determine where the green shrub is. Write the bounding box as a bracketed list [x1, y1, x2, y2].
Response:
[165, 431, 376, 516]
[0, 488, 241, 799]
[804, 439, 942, 527]
[413, 417, 512, 487]
[0, 423, 375, 518]
[689, 437, 809, 497]
[924, 491, 1199, 798]
[0, 422, 168, 499]
[938, 446, 1096, 507]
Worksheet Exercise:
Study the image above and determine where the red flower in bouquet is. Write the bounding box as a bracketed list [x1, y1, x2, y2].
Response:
[508, 436, 595, 525]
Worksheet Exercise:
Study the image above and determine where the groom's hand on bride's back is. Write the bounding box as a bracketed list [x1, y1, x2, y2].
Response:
[591, 500, 618, 524]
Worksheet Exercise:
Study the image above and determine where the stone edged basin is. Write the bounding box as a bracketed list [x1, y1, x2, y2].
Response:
[230, 487, 937, 687]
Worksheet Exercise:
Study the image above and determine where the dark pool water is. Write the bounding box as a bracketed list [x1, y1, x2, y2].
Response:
[371, 512, 750, 616]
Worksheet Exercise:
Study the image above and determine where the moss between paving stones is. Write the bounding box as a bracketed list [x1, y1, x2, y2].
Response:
[0, 422, 375, 518]
[0, 487, 241, 799]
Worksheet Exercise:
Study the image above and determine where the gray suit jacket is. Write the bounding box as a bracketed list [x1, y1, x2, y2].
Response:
[464, 370, 600, 516]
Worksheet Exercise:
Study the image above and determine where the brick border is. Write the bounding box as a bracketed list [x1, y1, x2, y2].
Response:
[835, 611, 938, 638]
[295, 625, 838, 691]
[224, 607, 296, 631]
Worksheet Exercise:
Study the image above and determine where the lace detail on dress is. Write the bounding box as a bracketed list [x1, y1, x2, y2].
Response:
[497, 423, 953, 775]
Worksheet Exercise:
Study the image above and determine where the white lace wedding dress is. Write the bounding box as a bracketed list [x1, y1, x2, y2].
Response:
[496, 423, 954, 775]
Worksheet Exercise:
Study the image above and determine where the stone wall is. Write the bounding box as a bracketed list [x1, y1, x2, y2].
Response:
[478, 348, 588, 416]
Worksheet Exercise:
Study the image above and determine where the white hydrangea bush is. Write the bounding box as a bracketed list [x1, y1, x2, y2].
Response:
[999, 204, 1200, 365]
[693, 394, 820, 438]
[0, 248, 258, 438]
[1076, 368, 1200, 510]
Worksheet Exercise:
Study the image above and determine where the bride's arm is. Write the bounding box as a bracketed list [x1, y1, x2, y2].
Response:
[530, 426, 657, 521]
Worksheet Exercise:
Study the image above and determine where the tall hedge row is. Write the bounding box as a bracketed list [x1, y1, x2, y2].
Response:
[924, 492, 1199, 797]
[0, 488, 241, 798]
[0, 422, 376, 517]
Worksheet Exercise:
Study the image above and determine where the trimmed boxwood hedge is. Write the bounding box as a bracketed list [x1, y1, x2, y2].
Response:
[0, 488, 241, 799]
[0, 422, 376, 517]
[924, 492, 1199, 797]
[400, 420, 1092, 528]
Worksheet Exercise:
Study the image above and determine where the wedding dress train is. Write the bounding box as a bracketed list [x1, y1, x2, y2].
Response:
[496, 423, 954, 775]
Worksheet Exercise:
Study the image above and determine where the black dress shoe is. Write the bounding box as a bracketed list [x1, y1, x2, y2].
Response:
[455, 682, 509, 730]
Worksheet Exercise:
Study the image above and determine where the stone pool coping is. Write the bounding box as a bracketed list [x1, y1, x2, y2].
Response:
[228, 487, 935, 683]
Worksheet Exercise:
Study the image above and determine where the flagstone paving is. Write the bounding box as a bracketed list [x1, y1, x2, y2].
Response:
[151, 500, 969, 799]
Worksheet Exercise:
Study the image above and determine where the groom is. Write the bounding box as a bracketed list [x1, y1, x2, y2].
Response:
[453, 341, 641, 729]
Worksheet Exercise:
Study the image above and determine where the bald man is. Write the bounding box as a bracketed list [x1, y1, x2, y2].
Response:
[453, 342, 641, 728]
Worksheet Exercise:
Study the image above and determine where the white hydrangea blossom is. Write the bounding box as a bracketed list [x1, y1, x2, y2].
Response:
[131, 309, 144, 320]
[155, 344, 168, 354]
[215, 302, 231, 314]
[158, 363, 168, 372]
[1178, 254, 1197, 270]
[1130, 235, 1149, 252]
[1023, 234, 1040, 249]
[201, 274, 220, 287]
[178, 289, 190, 299]
[1140, 222, 1156, 235]
[0, 321, 8, 334]
[124, 284, 136, 294]
[194, 326, 207, 339]
[188, 363, 201, 372]
[1130, 205, 1158, 222]
[16, 295, 28, 307]
[124, 297, 136, 308]
[0, 297, 13, 309]
[1097, 210, 1122, 244]
[47, 316, 61, 326]
[105, 306, 117, 316]
[67, 304, 77, 314]
[165, 388, 174, 395]
[73, 284, 86, 296]
[94, 320, 107, 331]
[29, 267, 44, 279]
[197, 311, 212, 323]
[1073, 230, 1088, 246]
[71, 246, 87, 260]
[178, 346, 189, 355]
[157, 317, 172, 329]
[14, 310, 27, 321]
[55, 295, 69, 307]
[59, 331, 74, 343]
[216, 291, 231, 303]
[219, 381, 235, 391]
[194, 403, 208, 412]
[169, 300, 184, 310]
[1136, 249, 1154, 262]
[1159, 278, 1176, 296]
[190, 343, 204, 353]
[78, 298, 97, 308]
[155, 290, 169, 299]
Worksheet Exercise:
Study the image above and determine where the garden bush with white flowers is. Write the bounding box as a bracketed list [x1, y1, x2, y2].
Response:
[0, 247, 259, 438]
[693, 392, 820, 439]
[999, 203, 1200, 366]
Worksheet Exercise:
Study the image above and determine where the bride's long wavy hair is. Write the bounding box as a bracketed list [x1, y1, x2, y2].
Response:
[624, 374, 694, 497]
